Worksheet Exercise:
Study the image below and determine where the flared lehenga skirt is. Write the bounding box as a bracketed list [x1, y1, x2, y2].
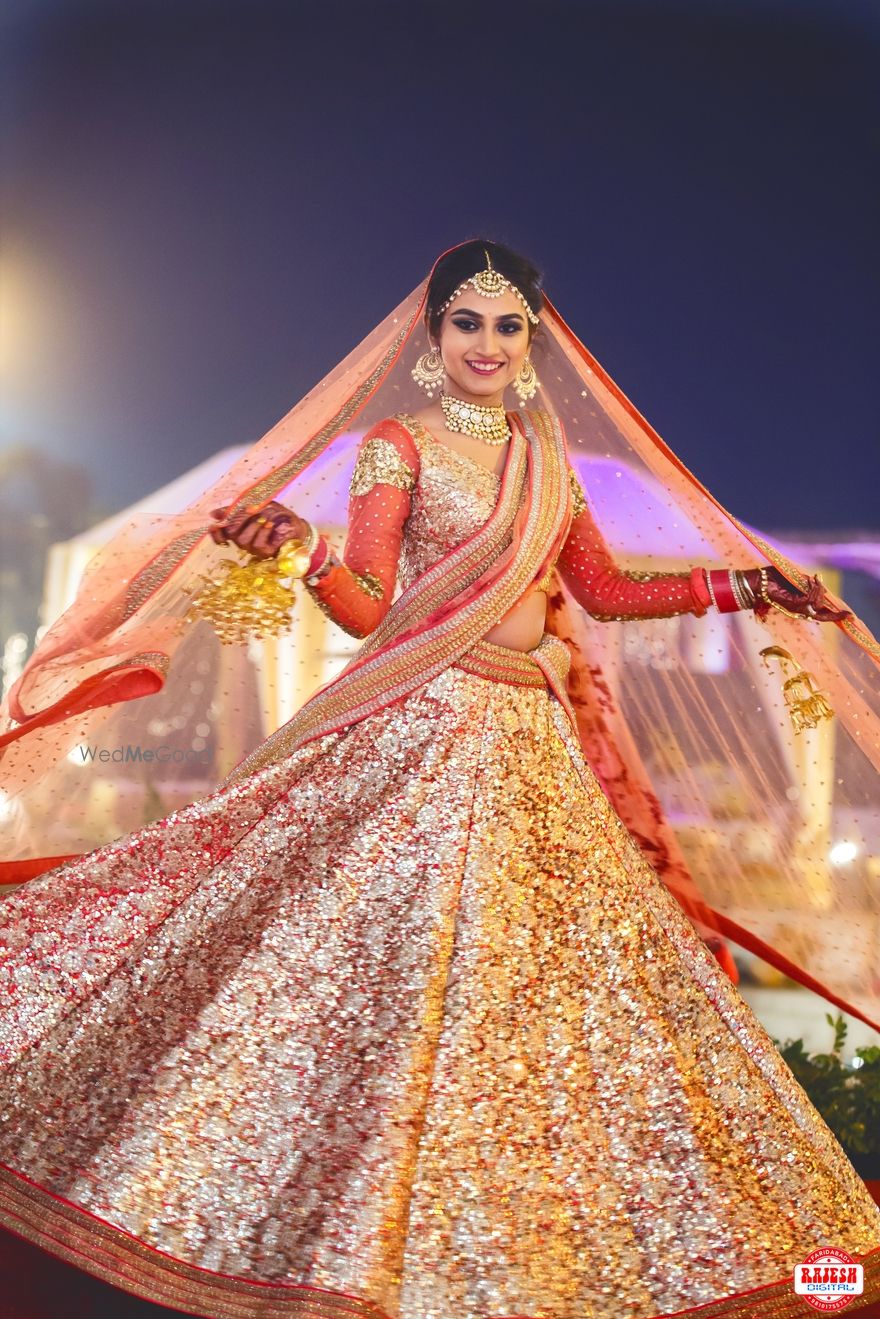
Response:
[1, 632, 879, 1319]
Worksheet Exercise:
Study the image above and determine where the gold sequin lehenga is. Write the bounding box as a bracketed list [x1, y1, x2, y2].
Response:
[1, 404, 879, 1319]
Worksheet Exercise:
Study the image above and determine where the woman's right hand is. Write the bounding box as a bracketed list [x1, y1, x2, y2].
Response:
[209, 500, 311, 560]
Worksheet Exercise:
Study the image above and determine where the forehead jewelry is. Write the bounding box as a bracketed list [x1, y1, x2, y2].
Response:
[438, 249, 540, 326]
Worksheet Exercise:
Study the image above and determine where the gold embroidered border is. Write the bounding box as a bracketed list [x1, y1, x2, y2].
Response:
[0, 1164, 392, 1319]
[114, 650, 170, 676]
[453, 635, 576, 734]
[350, 570, 384, 601]
[643, 1252, 880, 1318]
[122, 529, 205, 622]
[121, 317, 415, 625]
[4, 1121, 879, 1317]
[454, 640, 548, 687]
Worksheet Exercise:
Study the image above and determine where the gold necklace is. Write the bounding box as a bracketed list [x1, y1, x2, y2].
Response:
[440, 393, 510, 447]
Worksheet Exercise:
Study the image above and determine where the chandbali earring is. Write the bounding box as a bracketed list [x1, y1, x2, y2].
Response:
[411, 345, 445, 397]
[514, 356, 539, 404]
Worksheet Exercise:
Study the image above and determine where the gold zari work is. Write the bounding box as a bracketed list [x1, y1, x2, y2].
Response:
[349, 436, 418, 497]
[568, 466, 588, 519]
[351, 569, 384, 601]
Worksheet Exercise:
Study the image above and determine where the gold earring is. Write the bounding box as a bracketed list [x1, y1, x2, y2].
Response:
[411, 345, 445, 397]
[514, 356, 539, 404]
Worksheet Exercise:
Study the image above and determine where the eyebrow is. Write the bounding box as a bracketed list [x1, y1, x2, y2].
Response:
[450, 307, 525, 322]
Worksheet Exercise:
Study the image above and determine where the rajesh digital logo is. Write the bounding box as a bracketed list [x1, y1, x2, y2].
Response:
[794, 1246, 864, 1312]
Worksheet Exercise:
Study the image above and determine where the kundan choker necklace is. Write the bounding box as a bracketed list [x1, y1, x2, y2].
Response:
[440, 393, 510, 447]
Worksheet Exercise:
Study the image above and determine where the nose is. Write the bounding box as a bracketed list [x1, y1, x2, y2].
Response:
[475, 326, 504, 357]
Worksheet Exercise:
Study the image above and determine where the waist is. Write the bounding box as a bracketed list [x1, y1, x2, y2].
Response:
[453, 633, 571, 690]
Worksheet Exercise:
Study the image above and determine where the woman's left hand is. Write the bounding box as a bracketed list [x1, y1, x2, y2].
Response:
[742, 566, 852, 623]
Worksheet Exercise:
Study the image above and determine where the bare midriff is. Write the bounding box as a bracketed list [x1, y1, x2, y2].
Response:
[481, 584, 548, 652]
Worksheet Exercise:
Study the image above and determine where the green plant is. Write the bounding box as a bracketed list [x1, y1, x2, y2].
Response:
[771, 1013, 880, 1179]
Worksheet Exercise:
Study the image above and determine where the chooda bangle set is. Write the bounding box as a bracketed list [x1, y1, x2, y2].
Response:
[704, 569, 756, 614]
[706, 567, 815, 621]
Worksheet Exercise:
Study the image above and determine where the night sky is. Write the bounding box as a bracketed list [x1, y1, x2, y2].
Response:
[2, 0, 878, 534]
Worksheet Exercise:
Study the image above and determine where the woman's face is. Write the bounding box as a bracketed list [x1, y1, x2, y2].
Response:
[434, 287, 531, 406]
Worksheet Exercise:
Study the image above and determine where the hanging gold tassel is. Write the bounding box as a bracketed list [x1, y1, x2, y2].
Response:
[759, 645, 834, 734]
[184, 538, 313, 644]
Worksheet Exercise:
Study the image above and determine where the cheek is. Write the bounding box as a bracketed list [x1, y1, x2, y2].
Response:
[441, 332, 470, 361]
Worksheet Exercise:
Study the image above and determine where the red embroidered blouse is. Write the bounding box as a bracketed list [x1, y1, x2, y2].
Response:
[303, 418, 712, 639]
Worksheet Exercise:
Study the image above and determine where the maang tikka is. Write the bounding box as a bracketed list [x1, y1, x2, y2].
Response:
[437, 249, 541, 326]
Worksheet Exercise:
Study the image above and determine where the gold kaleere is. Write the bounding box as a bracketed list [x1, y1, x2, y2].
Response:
[184, 537, 313, 644]
[759, 645, 835, 734]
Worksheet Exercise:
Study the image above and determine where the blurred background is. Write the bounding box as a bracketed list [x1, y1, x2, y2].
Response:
[2, 0, 879, 1056]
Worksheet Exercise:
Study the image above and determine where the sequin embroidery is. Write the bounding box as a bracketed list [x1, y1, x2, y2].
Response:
[349, 436, 418, 498]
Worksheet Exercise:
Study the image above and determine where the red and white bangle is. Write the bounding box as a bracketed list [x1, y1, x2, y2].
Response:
[304, 536, 340, 586]
[707, 569, 743, 613]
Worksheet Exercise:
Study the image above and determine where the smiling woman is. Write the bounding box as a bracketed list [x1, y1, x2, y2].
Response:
[1, 237, 880, 1319]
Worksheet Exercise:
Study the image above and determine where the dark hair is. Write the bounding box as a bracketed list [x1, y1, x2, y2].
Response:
[425, 238, 544, 344]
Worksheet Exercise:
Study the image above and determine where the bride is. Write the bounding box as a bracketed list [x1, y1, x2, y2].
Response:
[1, 238, 879, 1318]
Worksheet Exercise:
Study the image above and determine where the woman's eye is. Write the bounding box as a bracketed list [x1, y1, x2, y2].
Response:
[452, 319, 477, 331]
[499, 323, 521, 335]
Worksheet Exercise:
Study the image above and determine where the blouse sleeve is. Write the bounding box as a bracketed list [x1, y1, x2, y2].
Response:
[303, 422, 420, 638]
[556, 468, 712, 621]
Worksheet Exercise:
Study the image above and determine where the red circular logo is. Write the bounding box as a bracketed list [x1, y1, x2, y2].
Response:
[794, 1247, 864, 1311]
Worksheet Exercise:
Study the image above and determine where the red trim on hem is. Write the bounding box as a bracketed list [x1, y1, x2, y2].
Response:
[2, 1181, 879, 1319]
[0, 1162, 390, 1316]
[0, 854, 81, 887]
